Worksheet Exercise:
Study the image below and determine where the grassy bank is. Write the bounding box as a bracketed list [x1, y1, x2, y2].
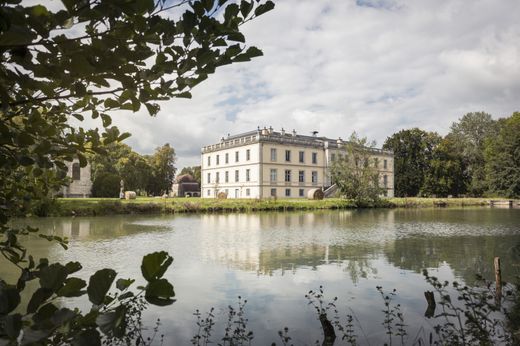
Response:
[49, 197, 509, 217]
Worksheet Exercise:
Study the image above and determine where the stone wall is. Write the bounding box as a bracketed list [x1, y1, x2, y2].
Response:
[61, 159, 93, 197]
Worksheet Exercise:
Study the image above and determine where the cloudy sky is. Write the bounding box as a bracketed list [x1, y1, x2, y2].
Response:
[105, 0, 519, 167]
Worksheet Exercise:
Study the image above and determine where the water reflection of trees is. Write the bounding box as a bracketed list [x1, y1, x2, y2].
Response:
[384, 235, 520, 283]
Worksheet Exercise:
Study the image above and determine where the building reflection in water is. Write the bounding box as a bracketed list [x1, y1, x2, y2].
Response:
[198, 211, 397, 281]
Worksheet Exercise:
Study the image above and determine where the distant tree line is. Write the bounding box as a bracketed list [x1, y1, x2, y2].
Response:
[89, 143, 176, 197]
[383, 111, 520, 198]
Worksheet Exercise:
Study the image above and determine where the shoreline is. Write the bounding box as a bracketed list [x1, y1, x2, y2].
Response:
[43, 197, 515, 217]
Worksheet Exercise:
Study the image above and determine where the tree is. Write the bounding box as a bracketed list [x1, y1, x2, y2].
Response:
[448, 112, 498, 196]
[383, 129, 441, 197]
[421, 137, 466, 197]
[147, 143, 177, 195]
[484, 112, 520, 198]
[91, 172, 121, 197]
[331, 132, 383, 204]
[0, 1, 274, 344]
[179, 165, 201, 185]
[117, 151, 153, 193]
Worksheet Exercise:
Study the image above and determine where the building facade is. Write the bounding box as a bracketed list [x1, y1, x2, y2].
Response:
[171, 174, 201, 197]
[201, 127, 394, 199]
[60, 159, 93, 198]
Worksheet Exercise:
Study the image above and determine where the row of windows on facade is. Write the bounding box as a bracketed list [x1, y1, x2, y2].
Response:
[206, 187, 389, 198]
[328, 154, 388, 170]
[205, 187, 310, 197]
[206, 149, 320, 166]
[206, 149, 389, 169]
[206, 169, 319, 184]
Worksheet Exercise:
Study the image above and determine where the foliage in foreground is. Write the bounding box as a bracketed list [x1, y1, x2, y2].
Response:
[191, 272, 519, 346]
[1, 0, 274, 343]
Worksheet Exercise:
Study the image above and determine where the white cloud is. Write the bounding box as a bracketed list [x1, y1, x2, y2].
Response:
[102, 0, 519, 167]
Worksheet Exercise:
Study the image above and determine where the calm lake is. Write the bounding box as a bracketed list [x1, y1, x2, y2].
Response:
[3, 208, 520, 345]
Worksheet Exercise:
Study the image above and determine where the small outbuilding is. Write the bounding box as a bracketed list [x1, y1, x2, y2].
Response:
[170, 174, 200, 197]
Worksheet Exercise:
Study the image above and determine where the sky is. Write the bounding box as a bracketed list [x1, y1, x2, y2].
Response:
[53, 0, 520, 167]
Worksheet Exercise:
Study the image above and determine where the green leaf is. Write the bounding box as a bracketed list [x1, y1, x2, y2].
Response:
[176, 91, 192, 98]
[103, 98, 119, 109]
[27, 288, 53, 314]
[5, 313, 22, 339]
[87, 268, 116, 305]
[0, 284, 20, 314]
[57, 277, 87, 297]
[39, 263, 68, 292]
[240, 0, 253, 17]
[141, 251, 173, 282]
[65, 261, 82, 274]
[145, 102, 160, 116]
[96, 306, 126, 336]
[145, 279, 175, 306]
[100, 113, 112, 127]
[32, 303, 58, 324]
[254, 0, 275, 17]
[227, 32, 245, 43]
[115, 278, 135, 291]
[245, 46, 263, 58]
[72, 329, 101, 346]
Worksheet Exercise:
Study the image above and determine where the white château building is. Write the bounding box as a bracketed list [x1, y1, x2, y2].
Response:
[201, 127, 394, 199]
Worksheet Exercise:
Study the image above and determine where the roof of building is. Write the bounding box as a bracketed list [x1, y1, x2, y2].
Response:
[174, 174, 197, 183]
[202, 127, 393, 156]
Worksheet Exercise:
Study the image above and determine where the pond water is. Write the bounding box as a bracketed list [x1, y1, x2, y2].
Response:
[3, 208, 520, 345]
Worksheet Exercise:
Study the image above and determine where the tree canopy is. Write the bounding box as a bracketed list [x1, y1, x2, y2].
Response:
[0, 0, 274, 344]
[331, 132, 383, 204]
[484, 112, 520, 198]
[448, 112, 498, 196]
[382, 128, 440, 197]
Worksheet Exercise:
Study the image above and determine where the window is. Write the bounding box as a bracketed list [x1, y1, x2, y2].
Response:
[235, 151, 239, 162]
[225, 189, 228, 196]
[298, 170, 305, 183]
[384, 159, 387, 169]
[235, 170, 239, 182]
[285, 150, 291, 162]
[312, 152, 317, 164]
[270, 188, 277, 197]
[216, 155, 220, 165]
[285, 188, 291, 197]
[299, 188, 305, 197]
[383, 175, 388, 188]
[284, 169, 291, 182]
[270, 169, 277, 182]
[225, 153, 229, 164]
[207, 156, 211, 166]
[299, 151, 304, 163]
[207, 189, 211, 196]
[246, 188, 250, 197]
[246, 149, 250, 161]
[225, 171, 229, 183]
[72, 163, 81, 180]
[216, 172, 220, 183]
[331, 153, 336, 162]
[246, 169, 250, 182]
[270, 148, 277, 161]
[312, 171, 318, 184]
[207, 173, 211, 184]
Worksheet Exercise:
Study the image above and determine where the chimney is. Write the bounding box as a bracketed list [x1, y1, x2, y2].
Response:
[268, 126, 273, 134]
[292, 129, 297, 136]
[281, 128, 285, 136]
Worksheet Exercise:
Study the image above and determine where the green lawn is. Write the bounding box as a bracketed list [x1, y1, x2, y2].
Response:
[51, 196, 507, 217]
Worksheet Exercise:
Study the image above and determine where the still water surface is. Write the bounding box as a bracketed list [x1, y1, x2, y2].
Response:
[3, 208, 520, 344]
